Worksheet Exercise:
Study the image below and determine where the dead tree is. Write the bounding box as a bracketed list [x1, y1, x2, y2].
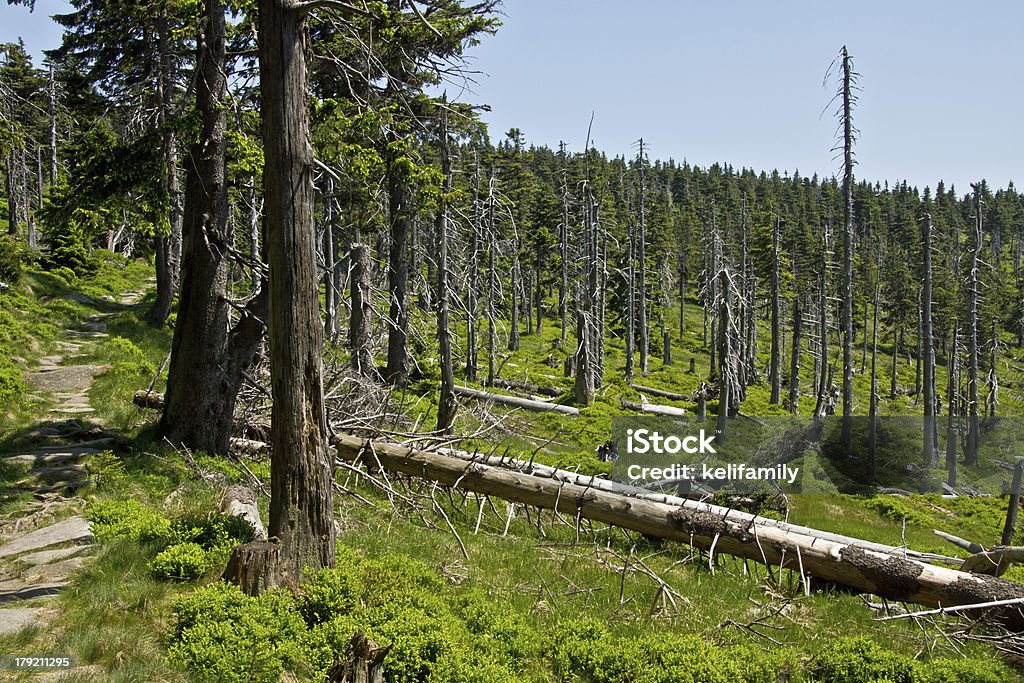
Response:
[837, 45, 857, 452]
[465, 153, 480, 382]
[922, 213, 936, 467]
[435, 100, 456, 434]
[486, 174, 497, 387]
[789, 295, 803, 414]
[349, 243, 373, 377]
[637, 139, 649, 372]
[770, 214, 782, 404]
[946, 320, 959, 487]
[815, 223, 832, 418]
[558, 141, 569, 343]
[966, 183, 983, 464]
[716, 269, 741, 442]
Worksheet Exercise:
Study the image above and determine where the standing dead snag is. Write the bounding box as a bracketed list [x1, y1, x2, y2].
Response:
[966, 183, 983, 464]
[349, 242, 374, 377]
[716, 269, 741, 442]
[259, 0, 335, 582]
[435, 98, 457, 434]
[637, 139, 649, 373]
[922, 213, 936, 467]
[770, 214, 782, 405]
[836, 45, 857, 452]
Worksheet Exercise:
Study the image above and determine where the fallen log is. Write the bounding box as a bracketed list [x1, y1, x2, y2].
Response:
[426, 443, 962, 567]
[453, 385, 579, 415]
[133, 389, 164, 411]
[619, 399, 687, 418]
[334, 434, 1024, 628]
[492, 378, 562, 397]
[630, 383, 690, 402]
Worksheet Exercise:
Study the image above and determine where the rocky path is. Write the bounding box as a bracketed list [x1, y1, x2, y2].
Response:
[0, 286, 149, 678]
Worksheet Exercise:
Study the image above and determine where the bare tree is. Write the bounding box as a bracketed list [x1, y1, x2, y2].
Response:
[966, 183, 983, 464]
[435, 98, 456, 433]
[922, 213, 936, 467]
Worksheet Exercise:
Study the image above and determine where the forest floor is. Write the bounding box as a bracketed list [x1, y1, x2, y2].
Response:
[0, 257, 1021, 681]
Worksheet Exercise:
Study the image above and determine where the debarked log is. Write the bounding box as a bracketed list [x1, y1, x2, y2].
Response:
[453, 385, 580, 415]
[620, 399, 688, 418]
[333, 434, 1024, 629]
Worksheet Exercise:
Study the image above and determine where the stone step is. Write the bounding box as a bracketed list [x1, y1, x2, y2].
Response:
[0, 580, 66, 604]
[18, 545, 94, 567]
[0, 606, 47, 635]
[0, 517, 94, 560]
[22, 556, 87, 584]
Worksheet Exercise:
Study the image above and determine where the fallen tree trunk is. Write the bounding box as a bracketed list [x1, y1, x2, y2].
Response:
[620, 399, 687, 418]
[334, 434, 1024, 628]
[453, 385, 579, 415]
[221, 485, 267, 542]
[492, 377, 562, 397]
[630, 383, 690, 402]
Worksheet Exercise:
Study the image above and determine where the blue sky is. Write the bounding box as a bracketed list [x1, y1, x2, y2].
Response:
[5, 0, 1021, 193]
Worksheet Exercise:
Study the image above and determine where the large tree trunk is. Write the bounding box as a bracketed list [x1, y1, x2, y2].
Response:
[789, 296, 802, 413]
[160, 0, 266, 455]
[260, 0, 335, 580]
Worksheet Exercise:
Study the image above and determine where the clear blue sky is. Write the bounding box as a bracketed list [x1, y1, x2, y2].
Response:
[6, 0, 1021, 193]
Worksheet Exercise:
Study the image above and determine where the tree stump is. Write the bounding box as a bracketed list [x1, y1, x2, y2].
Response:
[325, 631, 390, 683]
[222, 541, 282, 596]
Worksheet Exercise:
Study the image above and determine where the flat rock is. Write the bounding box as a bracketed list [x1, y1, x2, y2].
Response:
[18, 545, 93, 566]
[23, 556, 86, 584]
[0, 517, 93, 560]
[26, 366, 104, 393]
[2, 449, 98, 465]
[35, 664, 105, 681]
[0, 606, 47, 635]
[64, 292, 96, 305]
[0, 580, 66, 604]
[78, 321, 107, 333]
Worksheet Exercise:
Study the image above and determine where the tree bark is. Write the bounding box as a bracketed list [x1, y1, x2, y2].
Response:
[966, 184, 982, 465]
[637, 139, 649, 373]
[349, 243, 374, 377]
[160, 0, 267, 456]
[435, 102, 456, 434]
[840, 46, 855, 451]
[385, 166, 410, 385]
[260, 0, 335, 579]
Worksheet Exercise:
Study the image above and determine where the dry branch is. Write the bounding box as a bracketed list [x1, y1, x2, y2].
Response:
[453, 385, 580, 415]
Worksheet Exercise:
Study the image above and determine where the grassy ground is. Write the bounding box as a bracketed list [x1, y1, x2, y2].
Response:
[1, 261, 1023, 680]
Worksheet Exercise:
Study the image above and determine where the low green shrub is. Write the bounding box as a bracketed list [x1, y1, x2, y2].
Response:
[87, 499, 173, 546]
[167, 582, 306, 683]
[810, 636, 914, 683]
[150, 542, 212, 581]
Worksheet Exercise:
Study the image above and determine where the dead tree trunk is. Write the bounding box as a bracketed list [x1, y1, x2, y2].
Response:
[815, 223, 831, 418]
[385, 160, 411, 386]
[922, 213, 936, 467]
[770, 214, 782, 404]
[966, 184, 982, 465]
[947, 321, 959, 487]
[466, 154, 480, 382]
[789, 296, 802, 413]
[487, 176, 497, 387]
[349, 243, 373, 377]
[839, 45, 855, 452]
[986, 320, 999, 417]
[435, 101, 456, 434]
[573, 309, 593, 406]
[716, 269, 733, 442]
[558, 141, 569, 343]
[323, 183, 339, 339]
[637, 139, 649, 373]
[259, 0, 335, 579]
